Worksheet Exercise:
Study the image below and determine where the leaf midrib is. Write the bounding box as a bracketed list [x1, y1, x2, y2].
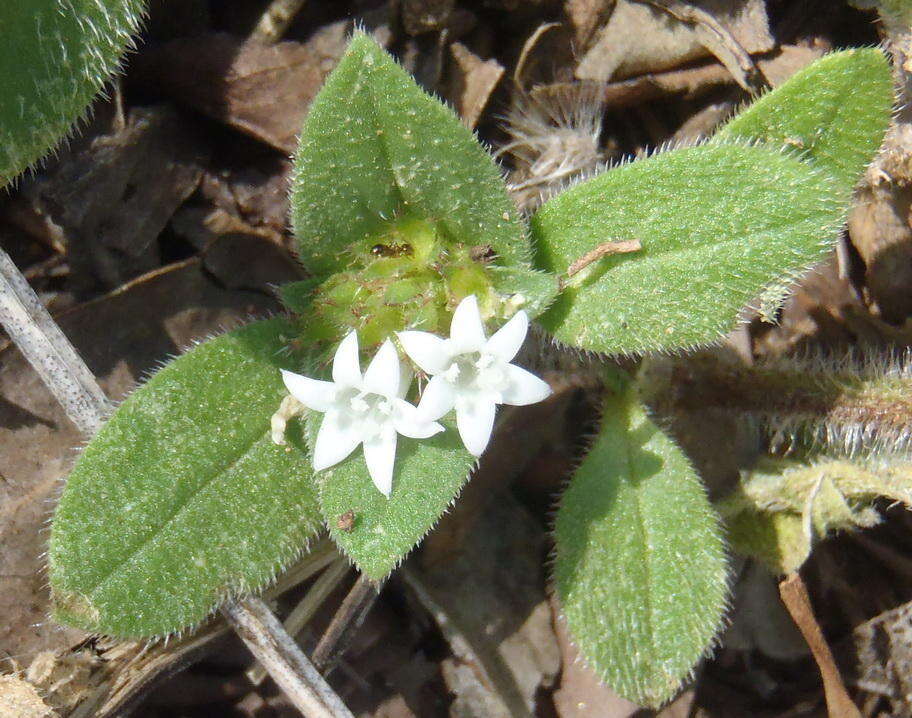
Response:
[80, 427, 271, 597]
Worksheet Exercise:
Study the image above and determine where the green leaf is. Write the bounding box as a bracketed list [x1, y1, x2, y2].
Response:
[307, 412, 474, 580]
[1, 1, 145, 187]
[290, 32, 527, 277]
[532, 143, 843, 354]
[49, 318, 322, 638]
[488, 265, 561, 320]
[553, 380, 728, 707]
[714, 49, 892, 193]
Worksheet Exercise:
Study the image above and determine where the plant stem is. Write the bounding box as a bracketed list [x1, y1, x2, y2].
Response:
[0, 247, 110, 433]
[312, 574, 381, 673]
[778, 573, 861, 718]
[0, 250, 351, 717]
[561, 239, 641, 289]
[250, 0, 307, 43]
[222, 597, 354, 718]
[248, 558, 351, 685]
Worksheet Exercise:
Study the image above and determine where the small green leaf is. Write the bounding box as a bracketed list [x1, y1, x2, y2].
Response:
[714, 49, 892, 193]
[554, 381, 728, 707]
[1, 1, 145, 186]
[532, 143, 843, 354]
[49, 318, 322, 638]
[307, 412, 474, 580]
[290, 33, 527, 277]
[488, 266, 561, 320]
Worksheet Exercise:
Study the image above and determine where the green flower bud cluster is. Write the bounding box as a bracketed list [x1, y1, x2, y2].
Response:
[288, 213, 507, 351]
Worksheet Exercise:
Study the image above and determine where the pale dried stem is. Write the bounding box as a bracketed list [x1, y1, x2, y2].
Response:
[0, 248, 111, 433]
[779, 573, 861, 718]
[312, 574, 381, 673]
[561, 238, 642, 288]
[222, 597, 354, 718]
[0, 250, 350, 717]
[250, 0, 307, 43]
[248, 558, 351, 685]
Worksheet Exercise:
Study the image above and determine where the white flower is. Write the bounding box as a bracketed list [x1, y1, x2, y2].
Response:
[398, 295, 552, 456]
[281, 332, 443, 497]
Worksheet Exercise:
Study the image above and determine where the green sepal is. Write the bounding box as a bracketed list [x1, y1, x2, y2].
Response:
[290, 32, 528, 277]
[279, 278, 323, 315]
[305, 411, 474, 580]
[1, 1, 145, 187]
[714, 48, 892, 194]
[554, 379, 728, 707]
[488, 265, 561, 320]
[532, 143, 843, 355]
[49, 318, 322, 638]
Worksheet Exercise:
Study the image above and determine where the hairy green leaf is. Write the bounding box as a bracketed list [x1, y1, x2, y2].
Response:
[49, 318, 322, 638]
[307, 412, 474, 580]
[533, 143, 843, 354]
[290, 33, 527, 277]
[554, 379, 728, 707]
[1, 1, 145, 187]
[488, 266, 561, 320]
[714, 48, 892, 193]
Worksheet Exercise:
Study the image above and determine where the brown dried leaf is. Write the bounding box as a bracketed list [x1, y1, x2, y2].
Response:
[576, 0, 774, 82]
[601, 44, 822, 108]
[848, 186, 912, 325]
[404, 494, 560, 718]
[29, 106, 206, 292]
[132, 23, 353, 153]
[0, 235, 300, 664]
[446, 43, 504, 129]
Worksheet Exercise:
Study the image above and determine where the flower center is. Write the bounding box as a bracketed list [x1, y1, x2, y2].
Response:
[443, 351, 506, 397]
[344, 390, 395, 438]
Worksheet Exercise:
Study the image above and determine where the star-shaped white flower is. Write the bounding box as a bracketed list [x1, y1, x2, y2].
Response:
[281, 332, 443, 497]
[398, 295, 552, 456]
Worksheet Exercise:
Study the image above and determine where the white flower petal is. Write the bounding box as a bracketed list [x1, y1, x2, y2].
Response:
[397, 330, 452, 374]
[416, 375, 456, 421]
[449, 295, 487, 353]
[363, 427, 397, 497]
[332, 331, 362, 387]
[363, 339, 400, 396]
[484, 311, 529, 363]
[501, 364, 552, 406]
[393, 399, 445, 438]
[281, 370, 337, 412]
[456, 397, 497, 456]
[313, 410, 362, 471]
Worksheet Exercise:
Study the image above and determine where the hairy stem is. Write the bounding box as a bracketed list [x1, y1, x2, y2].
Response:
[644, 350, 912, 458]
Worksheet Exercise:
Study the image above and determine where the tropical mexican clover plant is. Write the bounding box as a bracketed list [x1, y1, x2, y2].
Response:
[45, 33, 893, 706]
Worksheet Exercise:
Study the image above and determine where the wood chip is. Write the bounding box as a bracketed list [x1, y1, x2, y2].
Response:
[447, 43, 504, 128]
[576, 0, 774, 82]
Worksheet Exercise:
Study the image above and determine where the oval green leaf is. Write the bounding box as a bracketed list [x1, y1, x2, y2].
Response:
[307, 412, 474, 580]
[714, 48, 892, 194]
[49, 318, 322, 638]
[290, 33, 528, 277]
[1, 1, 145, 187]
[553, 380, 728, 707]
[532, 143, 844, 354]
